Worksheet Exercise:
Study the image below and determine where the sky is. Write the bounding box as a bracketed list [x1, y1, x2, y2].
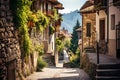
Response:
[58, 0, 87, 13]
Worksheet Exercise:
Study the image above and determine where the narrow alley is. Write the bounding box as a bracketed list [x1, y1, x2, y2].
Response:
[1, 0, 120, 80]
[26, 61, 90, 80]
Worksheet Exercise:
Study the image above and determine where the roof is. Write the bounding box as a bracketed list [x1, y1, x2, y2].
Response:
[80, 1, 93, 10]
[48, 0, 60, 5]
[76, 28, 82, 31]
[80, 1, 94, 13]
[54, 3, 64, 9]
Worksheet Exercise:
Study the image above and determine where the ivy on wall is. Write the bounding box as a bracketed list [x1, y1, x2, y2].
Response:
[53, 8, 59, 21]
[55, 38, 64, 52]
[35, 11, 50, 32]
[11, 0, 33, 57]
[49, 26, 55, 35]
[11, 0, 50, 58]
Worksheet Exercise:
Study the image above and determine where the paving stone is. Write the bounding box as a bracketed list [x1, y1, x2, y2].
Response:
[26, 62, 90, 80]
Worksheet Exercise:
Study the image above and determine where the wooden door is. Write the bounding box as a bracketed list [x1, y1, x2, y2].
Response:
[99, 19, 105, 40]
[7, 60, 16, 80]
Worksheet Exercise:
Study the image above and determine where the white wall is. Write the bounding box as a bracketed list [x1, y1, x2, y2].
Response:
[109, 0, 120, 39]
[96, 10, 107, 41]
[48, 33, 55, 55]
[48, 3, 52, 10]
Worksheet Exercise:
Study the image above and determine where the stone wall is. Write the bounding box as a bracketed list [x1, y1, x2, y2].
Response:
[108, 39, 116, 58]
[80, 52, 96, 80]
[0, 0, 21, 80]
[0, 0, 53, 79]
[82, 12, 96, 50]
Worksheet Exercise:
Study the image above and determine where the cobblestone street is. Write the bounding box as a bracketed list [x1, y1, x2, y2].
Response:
[26, 62, 90, 80]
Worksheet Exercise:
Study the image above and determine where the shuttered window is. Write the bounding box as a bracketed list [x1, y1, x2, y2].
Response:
[86, 23, 91, 37]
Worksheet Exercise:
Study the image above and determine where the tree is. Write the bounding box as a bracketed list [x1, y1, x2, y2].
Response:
[70, 20, 80, 54]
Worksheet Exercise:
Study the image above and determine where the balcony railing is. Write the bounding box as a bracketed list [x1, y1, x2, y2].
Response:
[113, 0, 120, 6]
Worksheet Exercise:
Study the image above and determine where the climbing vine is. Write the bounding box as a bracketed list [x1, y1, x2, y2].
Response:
[11, 0, 33, 57]
[35, 11, 50, 32]
[55, 38, 64, 52]
[11, 0, 50, 58]
[49, 26, 55, 35]
[53, 8, 59, 21]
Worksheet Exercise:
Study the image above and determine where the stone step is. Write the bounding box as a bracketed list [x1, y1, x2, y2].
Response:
[96, 76, 120, 80]
[96, 69, 120, 76]
[97, 63, 120, 69]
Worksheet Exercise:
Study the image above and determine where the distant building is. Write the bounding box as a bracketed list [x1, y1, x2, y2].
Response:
[59, 28, 72, 39]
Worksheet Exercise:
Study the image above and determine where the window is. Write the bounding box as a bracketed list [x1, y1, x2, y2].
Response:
[111, 14, 115, 30]
[86, 23, 91, 37]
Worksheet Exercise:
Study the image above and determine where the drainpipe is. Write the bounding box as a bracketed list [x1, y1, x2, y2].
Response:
[107, 0, 109, 44]
[107, 0, 109, 53]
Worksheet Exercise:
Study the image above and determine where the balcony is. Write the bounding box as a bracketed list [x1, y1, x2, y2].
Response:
[54, 3, 64, 10]
[46, 9, 54, 17]
[94, 0, 107, 10]
[113, 0, 120, 6]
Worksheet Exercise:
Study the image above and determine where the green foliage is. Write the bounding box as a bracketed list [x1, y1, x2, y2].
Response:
[53, 8, 59, 21]
[70, 20, 80, 54]
[80, 53, 96, 80]
[27, 10, 50, 32]
[68, 49, 80, 68]
[55, 38, 64, 52]
[35, 11, 50, 32]
[22, 32, 32, 57]
[11, 0, 33, 57]
[11, 0, 50, 58]
[37, 57, 47, 71]
[59, 17, 63, 21]
[63, 39, 71, 49]
[49, 26, 55, 34]
[35, 44, 44, 56]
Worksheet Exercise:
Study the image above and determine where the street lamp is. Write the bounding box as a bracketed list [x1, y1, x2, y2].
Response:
[96, 32, 99, 64]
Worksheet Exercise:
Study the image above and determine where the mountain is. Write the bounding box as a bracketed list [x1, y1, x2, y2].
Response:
[61, 10, 82, 33]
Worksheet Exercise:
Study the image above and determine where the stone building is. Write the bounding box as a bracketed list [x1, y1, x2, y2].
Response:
[108, 0, 120, 58]
[0, 0, 64, 80]
[94, 0, 120, 57]
[80, 0, 96, 52]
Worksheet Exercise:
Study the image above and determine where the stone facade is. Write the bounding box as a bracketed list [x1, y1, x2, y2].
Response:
[0, 0, 40, 80]
[82, 13, 96, 49]
[80, 1, 96, 52]
[0, 0, 63, 79]
[0, 0, 21, 80]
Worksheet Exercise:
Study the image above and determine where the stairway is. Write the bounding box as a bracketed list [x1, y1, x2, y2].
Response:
[96, 63, 120, 80]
